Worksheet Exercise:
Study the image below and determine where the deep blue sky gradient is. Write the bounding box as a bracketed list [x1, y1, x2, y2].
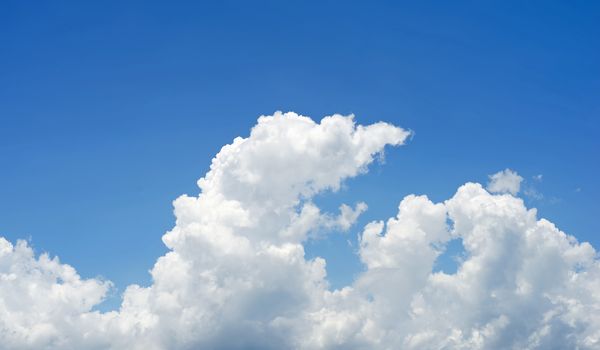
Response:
[1, 1, 599, 307]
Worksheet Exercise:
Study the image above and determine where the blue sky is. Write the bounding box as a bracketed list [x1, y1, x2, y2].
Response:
[1, 0, 599, 312]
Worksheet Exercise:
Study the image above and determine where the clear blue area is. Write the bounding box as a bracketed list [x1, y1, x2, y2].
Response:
[1, 1, 599, 310]
[433, 238, 466, 275]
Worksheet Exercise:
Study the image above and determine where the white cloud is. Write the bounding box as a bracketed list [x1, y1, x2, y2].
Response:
[282, 201, 367, 241]
[487, 168, 523, 195]
[1, 112, 599, 349]
[0, 238, 112, 349]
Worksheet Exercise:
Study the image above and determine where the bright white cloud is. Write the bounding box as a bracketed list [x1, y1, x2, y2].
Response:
[1, 112, 599, 349]
[487, 168, 524, 195]
[0, 238, 112, 349]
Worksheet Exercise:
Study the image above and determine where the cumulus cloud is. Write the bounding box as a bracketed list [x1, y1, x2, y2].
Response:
[1, 112, 599, 349]
[487, 168, 523, 195]
[0, 238, 112, 349]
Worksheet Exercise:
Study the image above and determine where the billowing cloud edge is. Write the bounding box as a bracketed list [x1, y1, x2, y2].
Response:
[0, 112, 598, 350]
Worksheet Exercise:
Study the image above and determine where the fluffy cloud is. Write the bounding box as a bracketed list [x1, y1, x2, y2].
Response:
[0, 238, 112, 349]
[487, 168, 524, 195]
[1, 112, 599, 349]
